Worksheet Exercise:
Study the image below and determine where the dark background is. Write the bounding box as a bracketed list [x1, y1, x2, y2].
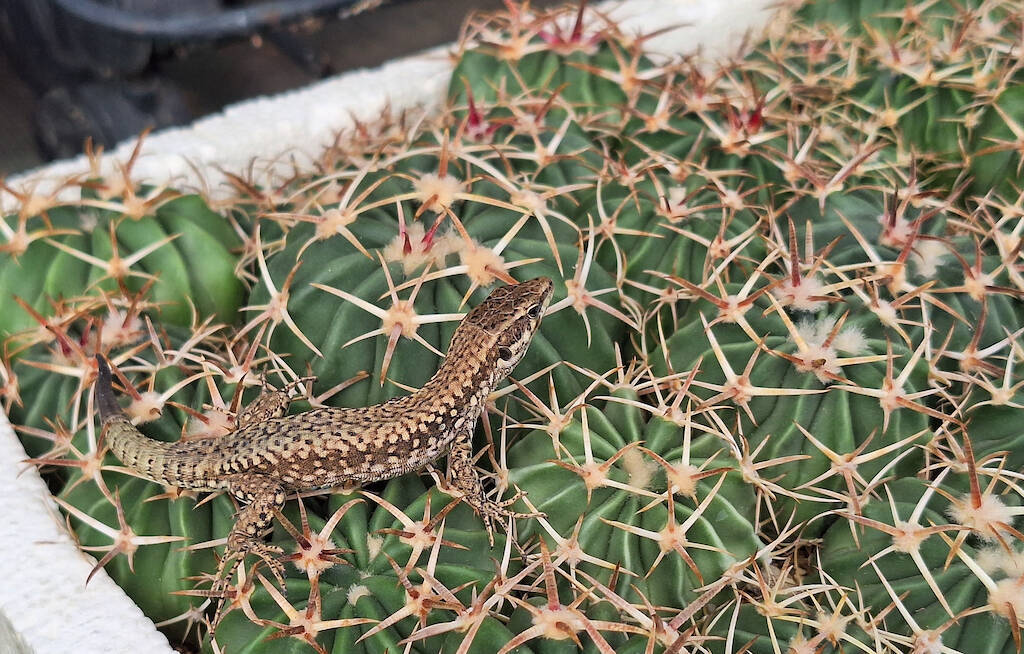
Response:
[0, 0, 556, 175]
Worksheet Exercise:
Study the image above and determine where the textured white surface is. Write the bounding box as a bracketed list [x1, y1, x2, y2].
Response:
[607, 0, 777, 58]
[0, 412, 176, 654]
[0, 1, 777, 652]
[0, 46, 455, 211]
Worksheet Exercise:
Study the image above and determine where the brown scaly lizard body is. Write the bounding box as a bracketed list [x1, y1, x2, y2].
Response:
[95, 276, 553, 587]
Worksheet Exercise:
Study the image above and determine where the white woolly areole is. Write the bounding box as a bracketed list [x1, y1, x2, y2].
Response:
[100, 310, 144, 348]
[720, 188, 746, 211]
[891, 521, 931, 554]
[508, 189, 547, 214]
[531, 607, 585, 641]
[797, 316, 867, 355]
[772, 274, 827, 312]
[813, 610, 850, 645]
[873, 299, 899, 328]
[977, 547, 1024, 577]
[365, 533, 384, 561]
[876, 212, 917, 250]
[831, 325, 867, 355]
[664, 187, 703, 220]
[185, 409, 235, 439]
[795, 317, 831, 347]
[126, 392, 164, 425]
[793, 316, 866, 382]
[459, 241, 507, 286]
[963, 270, 995, 302]
[910, 239, 949, 278]
[913, 631, 943, 654]
[947, 493, 1016, 540]
[794, 342, 839, 382]
[382, 222, 461, 275]
[994, 228, 1021, 256]
[413, 173, 465, 213]
[381, 301, 419, 339]
[988, 578, 1024, 620]
[620, 448, 658, 492]
[787, 634, 817, 654]
[668, 463, 702, 498]
[314, 207, 357, 241]
[291, 533, 339, 577]
[346, 584, 371, 606]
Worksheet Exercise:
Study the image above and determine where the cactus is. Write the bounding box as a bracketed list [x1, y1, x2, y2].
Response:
[3, 1, 1024, 653]
[819, 473, 1020, 653]
[243, 133, 632, 411]
[1, 174, 243, 341]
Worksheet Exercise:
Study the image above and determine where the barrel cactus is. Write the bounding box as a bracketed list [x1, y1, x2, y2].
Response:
[3, 1, 1023, 653]
[1, 146, 243, 342]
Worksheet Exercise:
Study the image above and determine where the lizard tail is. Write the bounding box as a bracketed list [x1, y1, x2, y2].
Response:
[95, 354, 123, 422]
[94, 355, 190, 488]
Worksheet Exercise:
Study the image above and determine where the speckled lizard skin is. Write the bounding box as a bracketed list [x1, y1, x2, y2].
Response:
[95, 276, 553, 588]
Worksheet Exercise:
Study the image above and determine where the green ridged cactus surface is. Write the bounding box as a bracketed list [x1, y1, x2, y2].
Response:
[1, 193, 243, 340]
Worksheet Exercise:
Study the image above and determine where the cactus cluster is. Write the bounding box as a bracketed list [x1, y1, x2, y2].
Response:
[3, 1, 1023, 652]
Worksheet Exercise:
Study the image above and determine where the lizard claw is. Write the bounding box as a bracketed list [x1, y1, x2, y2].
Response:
[495, 487, 545, 517]
[221, 536, 287, 593]
[465, 488, 541, 546]
[256, 555, 289, 594]
[246, 541, 288, 592]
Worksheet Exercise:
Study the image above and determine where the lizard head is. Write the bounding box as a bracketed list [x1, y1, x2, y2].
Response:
[462, 276, 554, 377]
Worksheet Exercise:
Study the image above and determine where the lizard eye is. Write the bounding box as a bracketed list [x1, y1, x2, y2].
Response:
[498, 346, 513, 360]
[527, 304, 542, 319]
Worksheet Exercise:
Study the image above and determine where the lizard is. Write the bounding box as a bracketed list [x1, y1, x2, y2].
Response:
[94, 275, 553, 590]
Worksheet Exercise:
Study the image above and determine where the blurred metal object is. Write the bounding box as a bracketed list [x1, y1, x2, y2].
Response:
[0, 0, 399, 161]
[49, 0, 381, 41]
[35, 80, 190, 160]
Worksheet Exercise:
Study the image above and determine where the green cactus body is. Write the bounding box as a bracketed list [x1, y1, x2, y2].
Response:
[212, 478, 520, 654]
[0, 195, 242, 339]
[580, 175, 768, 308]
[650, 292, 929, 532]
[820, 477, 1015, 653]
[706, 602, 879, 654]
[858, 76, 969, 165]
[8, 1, 1024, 652]
[788, 190, 1024, 359]
[7, 357, 83, 458]
[7, 319, 205, 464]
[929, 253, 1024, 360]
[970, 84, 1024, 200]
[507, 398, 760, 609]
[796, 0, 917, 33]
[248, 171, 626, 412]
[450, 43, 631, 113]
[962, 399, 1024, 472]
[61, 472, 234, 644]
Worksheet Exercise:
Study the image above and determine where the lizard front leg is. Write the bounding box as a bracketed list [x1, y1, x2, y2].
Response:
[236, 376, 314, 428]
[216, 474, 288, 592]
[443, 430, 533, 543]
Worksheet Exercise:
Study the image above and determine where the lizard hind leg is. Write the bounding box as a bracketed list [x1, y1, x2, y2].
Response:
[215, 475, 289, 595]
